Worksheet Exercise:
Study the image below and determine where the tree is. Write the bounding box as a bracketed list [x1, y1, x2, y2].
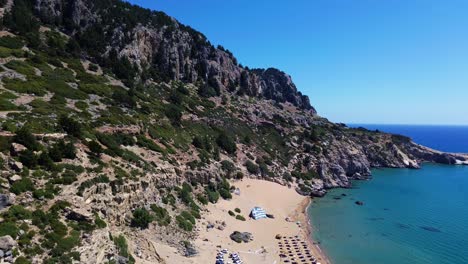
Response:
[131, 208, 153, 229]
[165, 104, 182, 126]
[88, 141, 102, 155]
[59, 116, 82, 138]
[216, 132, 237, 154]
[112, 89, 136, 108]
[14, 127, 39, 151]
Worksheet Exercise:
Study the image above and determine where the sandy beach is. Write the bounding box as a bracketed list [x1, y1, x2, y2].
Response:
[153, 178, 330, 264]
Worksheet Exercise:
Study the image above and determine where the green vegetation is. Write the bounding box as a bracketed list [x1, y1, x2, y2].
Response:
[235, 215, 246, 221]
[131, 208, 153, 229]
[113, 235, 135, 264]
[150, 205, 171, 226]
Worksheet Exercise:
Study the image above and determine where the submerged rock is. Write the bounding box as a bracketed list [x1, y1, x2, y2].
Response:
[355, 201, 364, 206]
[420, 226, 441, 233]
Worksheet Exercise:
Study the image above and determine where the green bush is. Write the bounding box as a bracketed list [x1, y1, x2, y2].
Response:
[206, 189, 219, 204]
[14, 127, 39, 150]
[94, 215, 107, 228]
[59, 116, 82, 138]
[4, 60, 36, 77]
[14, 256, 31, 264]
[0, 36, 24, 49]
[87, 140, 103, 155]
[0, 222, 18, 237]
[136, 135, 164, 153]
[6, 205, 32, 220]
[234, 208, 241, 213]
[131, 208, 153, 229]
[19, 150, 38, 168]
[245, 160, 260, 174]
[113, 235, 134, 262]
[228, 210, 235, 217]
[3, 78, 46, 96]
[150, 205, 171, 226]
[216, 132, 237, 154]
[219, 188, 232, 200]
[235, 215, 246, 221]
[175, 215, 193, 232]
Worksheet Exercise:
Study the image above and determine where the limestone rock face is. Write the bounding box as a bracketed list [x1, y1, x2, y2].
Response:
[33, 0, 316, 112]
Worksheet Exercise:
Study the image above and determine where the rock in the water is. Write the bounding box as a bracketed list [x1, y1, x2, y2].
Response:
[355, 201, 364, 206]
[230, 231, 253, 243]
[0, 236, 17, 251]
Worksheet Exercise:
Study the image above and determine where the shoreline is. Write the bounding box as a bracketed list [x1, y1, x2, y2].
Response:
[295, 196, 331, 264]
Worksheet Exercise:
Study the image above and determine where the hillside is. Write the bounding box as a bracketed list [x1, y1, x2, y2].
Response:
[0, 0, 466, 263]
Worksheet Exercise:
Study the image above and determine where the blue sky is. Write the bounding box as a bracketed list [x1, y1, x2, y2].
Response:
[128, 0, 468, 125]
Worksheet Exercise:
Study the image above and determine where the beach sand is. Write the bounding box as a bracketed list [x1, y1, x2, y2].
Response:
[153, 178, 330, 264]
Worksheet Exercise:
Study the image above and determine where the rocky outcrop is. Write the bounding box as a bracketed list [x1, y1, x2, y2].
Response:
[33, 0, 316, 112]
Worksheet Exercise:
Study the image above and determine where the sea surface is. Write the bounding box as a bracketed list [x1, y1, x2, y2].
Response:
[308, 125, 468, 264]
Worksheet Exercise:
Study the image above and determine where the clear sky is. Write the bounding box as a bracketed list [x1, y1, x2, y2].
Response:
[127, 0, 468, 125]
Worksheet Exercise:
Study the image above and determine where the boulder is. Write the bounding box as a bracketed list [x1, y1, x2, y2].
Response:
[0, 194, 14, 210]
[9, 161, 23, 172]
[8, 175, 22, 183]
[10, 143, 26, 156]
[355, 201, 364, 206]
[230, 231, 253, 243]
[0, 236, 17, 251]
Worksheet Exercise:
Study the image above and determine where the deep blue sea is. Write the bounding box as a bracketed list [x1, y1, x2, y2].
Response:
[308, 125, 468, 264]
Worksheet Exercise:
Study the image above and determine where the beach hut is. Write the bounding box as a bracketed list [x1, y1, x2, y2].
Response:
[250, 207, 267, 220]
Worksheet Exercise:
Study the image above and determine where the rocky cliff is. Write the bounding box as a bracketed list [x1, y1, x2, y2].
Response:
[33, 0, 314, 112]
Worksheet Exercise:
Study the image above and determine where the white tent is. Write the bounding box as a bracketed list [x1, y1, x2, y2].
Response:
[250, 207, 267, 220]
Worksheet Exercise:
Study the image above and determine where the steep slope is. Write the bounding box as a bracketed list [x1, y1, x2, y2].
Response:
[0, 0, 466, 263]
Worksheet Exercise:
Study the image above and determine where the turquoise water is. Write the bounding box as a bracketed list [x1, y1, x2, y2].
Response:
[308, 164, 468, 264]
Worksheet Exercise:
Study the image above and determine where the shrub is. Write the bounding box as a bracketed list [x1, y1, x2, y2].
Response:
[0, 222, 18, 237]
[3, 78, 46, 96]
[234, 208, 241, 213]
[216, 132, 236, 154]
[14, 127, 39, 150]
[228, 210, 235, 217]
[94, 215, 107, 228]
[206, 189, 219, 204]
[150, 205, 171, 226]
[113, 235, 135, 263]
[245, 160, 259, 174]
[87, 140, 103, 155]
[165, 104, 183, 126]
[219, 188, 232, 200]
[0, 36, 24, 49]
[235, 215, 246, 221]
[59, 116, 82, 138]
[19, 149, 37, 168]
[131, 208, 153, 229]
[4, 60, 35, 77]
[6, 205, 32, 220]
[196, 194, 208, 205]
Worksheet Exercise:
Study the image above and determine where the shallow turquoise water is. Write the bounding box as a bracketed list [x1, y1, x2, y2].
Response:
[308, 164, 468, 264]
